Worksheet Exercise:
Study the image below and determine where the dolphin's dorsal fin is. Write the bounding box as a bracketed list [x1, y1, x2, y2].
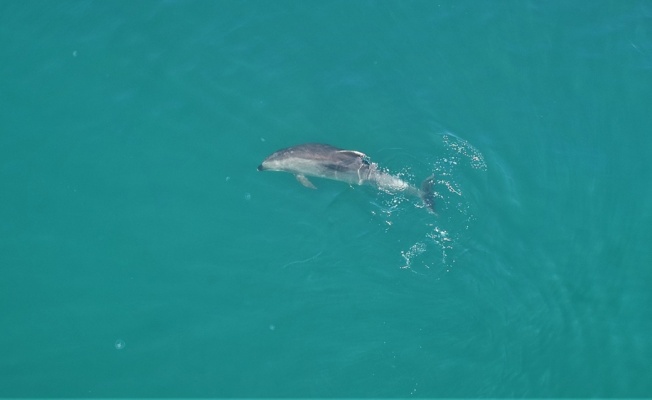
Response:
[337, 150, 367, 158]
[295, 174, 317, 189]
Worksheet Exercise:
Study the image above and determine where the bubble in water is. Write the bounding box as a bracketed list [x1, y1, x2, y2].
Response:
[114, 339, 126, 350]
[244, 193, 251, 201]
[441, 133, 487, 171]
[400, 241, 427, 270]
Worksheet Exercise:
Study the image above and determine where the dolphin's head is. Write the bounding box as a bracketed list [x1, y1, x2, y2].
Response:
[258, 150, 296, 172]
[257, 157, 280, 172]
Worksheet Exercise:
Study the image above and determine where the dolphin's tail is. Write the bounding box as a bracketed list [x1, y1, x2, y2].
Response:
[420, 174, 436, 214]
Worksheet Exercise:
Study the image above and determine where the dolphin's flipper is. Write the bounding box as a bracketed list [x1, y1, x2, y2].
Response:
[296, 174, 317, 189]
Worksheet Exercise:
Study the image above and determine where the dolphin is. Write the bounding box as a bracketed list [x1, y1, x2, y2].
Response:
[257, 143, 436, 212]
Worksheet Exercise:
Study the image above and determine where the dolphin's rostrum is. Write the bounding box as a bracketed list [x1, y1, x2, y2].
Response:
[258, 143, 436, 212]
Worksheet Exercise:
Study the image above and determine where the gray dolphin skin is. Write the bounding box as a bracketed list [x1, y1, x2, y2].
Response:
[258, 143, 436, 212]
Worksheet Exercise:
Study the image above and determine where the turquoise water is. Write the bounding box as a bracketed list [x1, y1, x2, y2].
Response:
[1, 1, 651, 397]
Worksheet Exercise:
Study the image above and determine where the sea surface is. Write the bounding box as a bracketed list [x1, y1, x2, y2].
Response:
[1, 1, 651, 397]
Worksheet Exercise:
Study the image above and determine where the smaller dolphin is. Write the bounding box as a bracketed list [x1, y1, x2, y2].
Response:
[258, 143, 436, 212]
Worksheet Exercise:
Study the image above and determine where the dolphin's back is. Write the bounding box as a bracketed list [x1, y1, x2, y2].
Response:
[273, 143, 349, 161]
[259, 143, 371, 184]
[266, 143, 367, 168]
